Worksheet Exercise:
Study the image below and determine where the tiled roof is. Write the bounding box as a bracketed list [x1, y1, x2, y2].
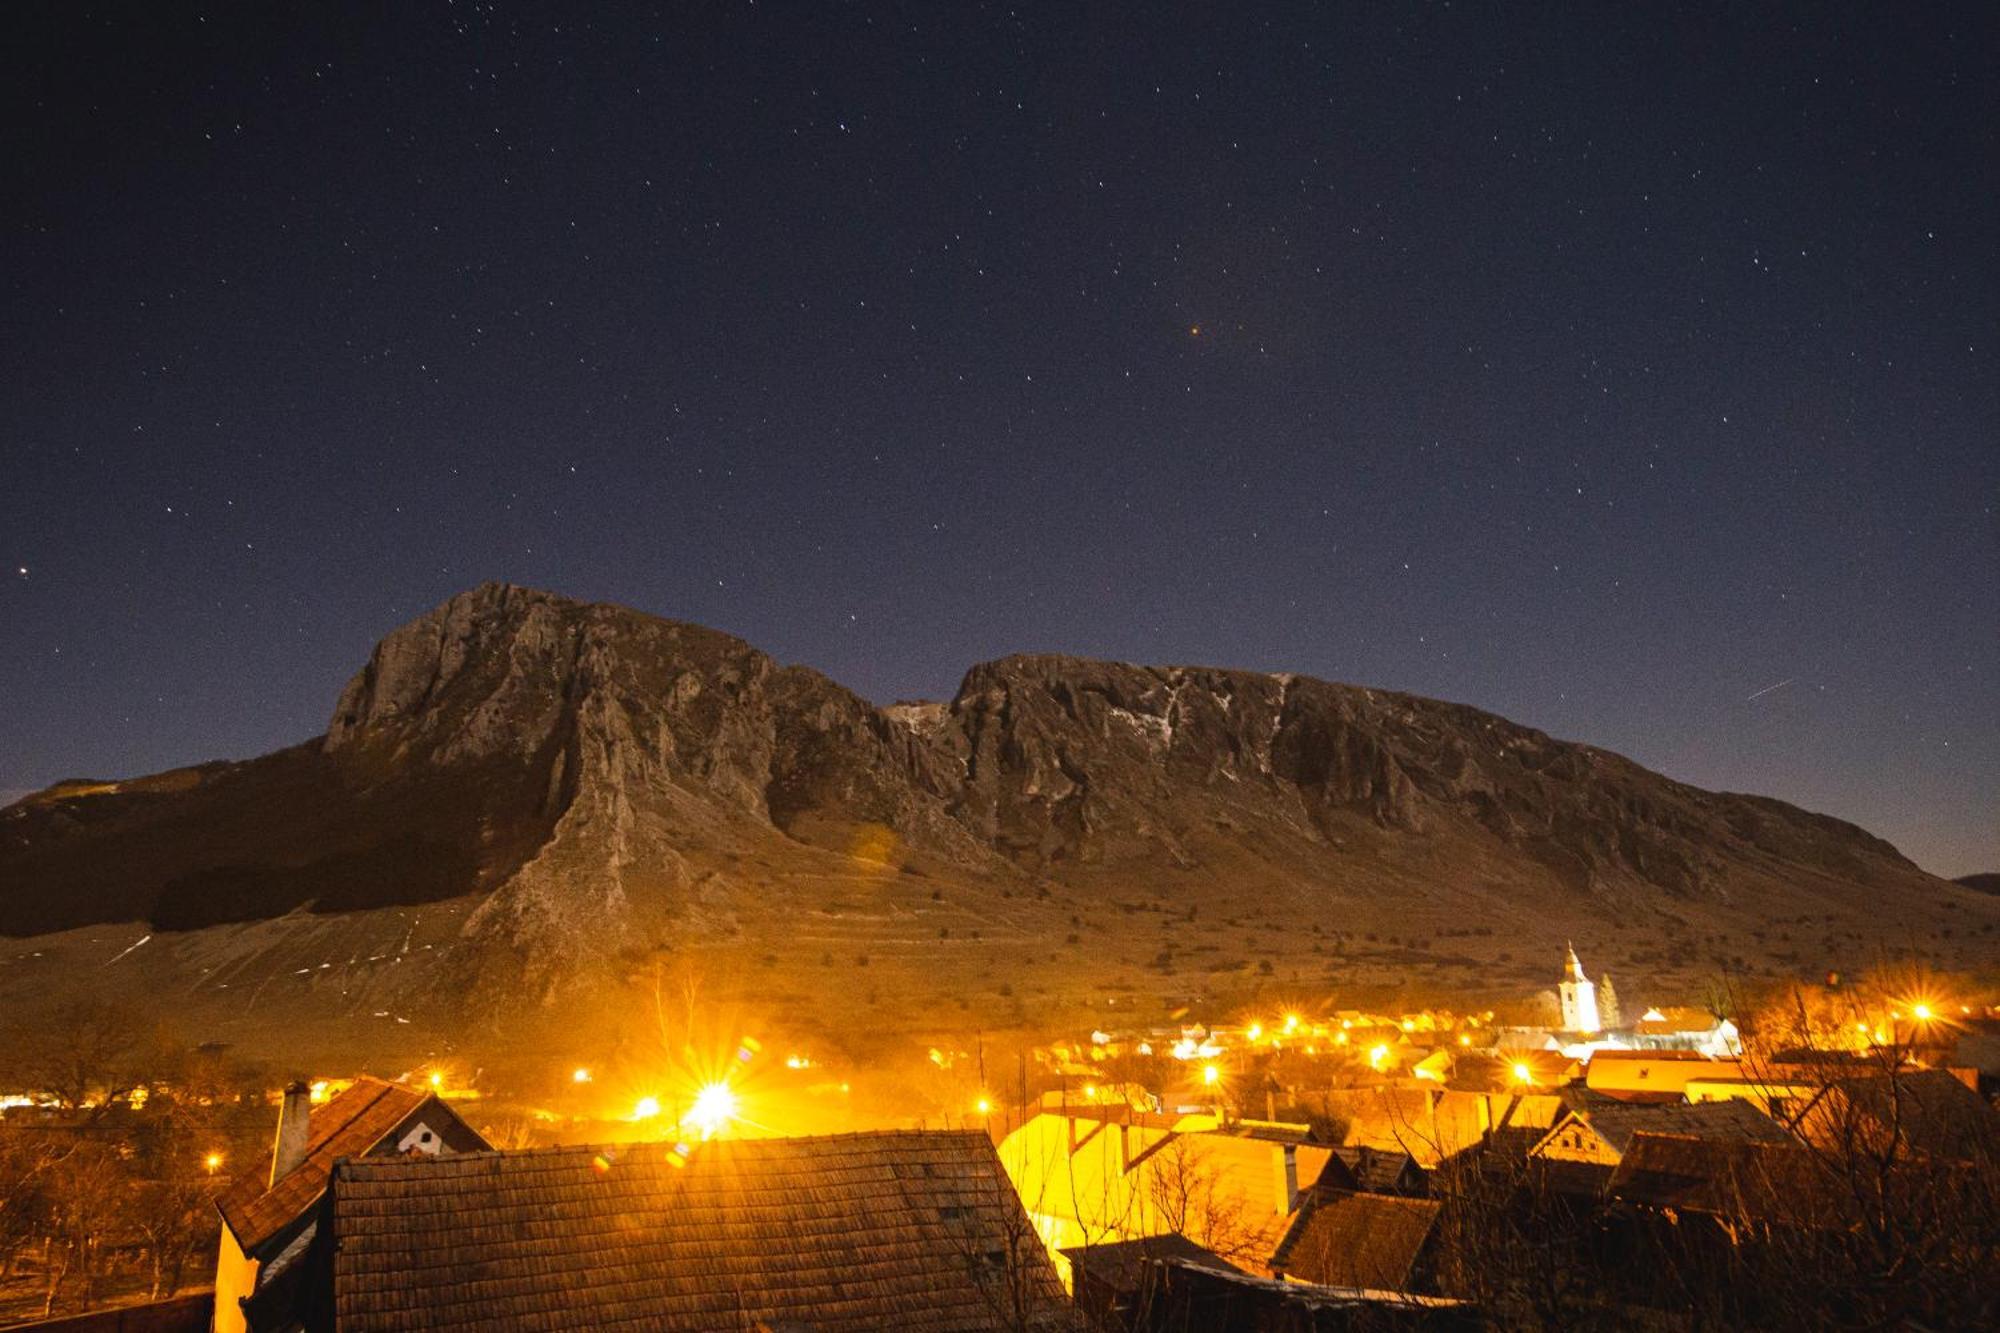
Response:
[1332, 1145, 1420, 1193]
[1562, 1097, 1791, 1156]
[1059, 1232, 1240, 1294]
[328, 1130, 1067, 1331]
[1527, 1157, 1614, 1203]
[217, 1076, 428, 1253]
[1606, 1132, 1834, 1223]
[1476, 1125, 1545, 1163]
[1270, 1189, 1441, 1291]
[1797, 1069, 2000, 1160]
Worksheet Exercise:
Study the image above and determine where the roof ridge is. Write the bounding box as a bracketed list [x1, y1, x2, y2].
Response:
[333, 1127, 995, 1171]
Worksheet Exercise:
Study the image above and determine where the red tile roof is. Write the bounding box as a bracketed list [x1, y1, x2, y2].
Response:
[217, 1076, 429, 1253]
[328, 1130, 1068, 1331]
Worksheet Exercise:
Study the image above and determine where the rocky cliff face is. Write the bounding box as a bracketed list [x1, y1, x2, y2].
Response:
[0, 584, 1967, 1007]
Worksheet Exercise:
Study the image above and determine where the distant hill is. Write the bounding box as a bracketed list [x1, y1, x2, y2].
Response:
[1956, 873, 2000, 896]
[2, 583, 1992, 1059]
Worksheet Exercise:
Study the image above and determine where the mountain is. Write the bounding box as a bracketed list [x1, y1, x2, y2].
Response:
[2, 585, 1991, 1057]
[1956, 874, 2000, 896]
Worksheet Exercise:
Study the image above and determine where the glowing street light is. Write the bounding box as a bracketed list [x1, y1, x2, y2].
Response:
[1911, 1003, 1934, 1023]
[204, 1151, 224, 1174]
[1512, 1063, 1535, 1085]
[976, 1095, 994, 1116]
[685, 1082, 737, 1138]
[632, 1096, 662, 1121]
[1283, 1014, 1300, 1035]
[1201, 1064, 1220, 1087]
[571, 1067, 592, 1084]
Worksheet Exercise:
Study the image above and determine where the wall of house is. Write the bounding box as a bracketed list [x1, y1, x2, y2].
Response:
[209, 1226, 257, 1333]
[998, 1113, 1331, 1281]
[1534, 1121, 1619, 1165]
[382, 1103, 488, 1159]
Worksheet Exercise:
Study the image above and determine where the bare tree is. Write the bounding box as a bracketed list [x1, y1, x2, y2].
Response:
[35, 1140, 128, 1317]
[12, 1001, 143, 1119]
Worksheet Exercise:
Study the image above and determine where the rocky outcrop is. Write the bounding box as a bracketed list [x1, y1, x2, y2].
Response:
[0, 583, 1962, 1003]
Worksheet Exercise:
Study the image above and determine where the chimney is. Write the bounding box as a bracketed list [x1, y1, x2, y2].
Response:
[1273, 1144, 1300, 1215]
[270, 1080, 312, 1187]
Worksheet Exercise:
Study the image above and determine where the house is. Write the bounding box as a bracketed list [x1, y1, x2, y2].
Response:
[1628, 1007, 1740, 1056]
[1531, 1095, 1789, 1166]
[997, 1108, 1340, 1278]
[1268, 1189, 1444, 1294]
[1316, 1087, 1566, 1166]
[1133, 1258, 1477, 1331]
[316, 1130, 1066, 1330]
[1330, 1144, 1425, 1196]
[1061, 1232, 1242, 1331]
[1583, 1048, 1728, 1100]
[1787, 1067, 2000, 1162]
[212, 1076, 487, 1333]
[1605, 1131, 1838, 1230]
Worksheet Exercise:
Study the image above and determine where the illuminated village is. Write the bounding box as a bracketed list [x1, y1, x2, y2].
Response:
[4, 0, 1996, 1328]
[1, 946, 1994, 1330]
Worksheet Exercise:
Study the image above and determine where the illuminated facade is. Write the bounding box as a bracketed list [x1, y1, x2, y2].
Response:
[1560, 943, 1601, 1033]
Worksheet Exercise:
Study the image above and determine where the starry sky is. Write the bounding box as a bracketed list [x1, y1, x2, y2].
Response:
[3, 3, 1994, 876]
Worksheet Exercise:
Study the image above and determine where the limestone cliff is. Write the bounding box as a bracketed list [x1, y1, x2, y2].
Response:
[0, 584, 1969, 1008]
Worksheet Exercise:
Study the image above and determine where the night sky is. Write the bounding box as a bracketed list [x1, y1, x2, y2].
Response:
[3, 4, 1993, 876]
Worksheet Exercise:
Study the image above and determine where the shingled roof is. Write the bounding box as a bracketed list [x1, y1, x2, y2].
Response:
[217, 1077, 431, 1253]
[1606, 1132, 1837, 1224]
[1332, 1145, 1422, 1194]
[1793, 1069, 2000, 1161]
[1270, 1190, 1442, 1292]
[327, 1130, 1067, 1331]
[1544, 1096, 1791, 1158]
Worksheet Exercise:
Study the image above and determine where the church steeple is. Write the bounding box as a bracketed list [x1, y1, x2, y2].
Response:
[1559, 943, 1600, 1032]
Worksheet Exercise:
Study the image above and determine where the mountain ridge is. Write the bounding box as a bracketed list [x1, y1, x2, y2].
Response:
[1, 583, 1988, 1032]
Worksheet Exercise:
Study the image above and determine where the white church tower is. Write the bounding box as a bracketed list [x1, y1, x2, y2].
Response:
[1559, 942, 1601, 1033]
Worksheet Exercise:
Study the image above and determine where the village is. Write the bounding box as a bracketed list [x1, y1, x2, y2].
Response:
[1, 948, 1995, 1330]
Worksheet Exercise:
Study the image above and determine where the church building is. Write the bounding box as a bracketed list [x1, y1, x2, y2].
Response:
[1559, 943, 1601, 1033]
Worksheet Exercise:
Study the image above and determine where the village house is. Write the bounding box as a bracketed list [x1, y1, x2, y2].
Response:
[1582, 1048, 1715, 1100]
[1329, 1144, 1425, 1196]
[1628, 1006, 1741, 1056]
[1530, 1094, 1790, 1167]
[211, 1076, 487, 1333]
[1131, 1259, 1478, 1331]
[313, 1129, 1065, 1330]
[1268, 1188, 1445, 1294]
[1787, 1066, 1999, 1161]
[997, 1107, 1344, 1280]
[1060, 1232, 1243, 1331]
[1317, 1085, 1566, 1166]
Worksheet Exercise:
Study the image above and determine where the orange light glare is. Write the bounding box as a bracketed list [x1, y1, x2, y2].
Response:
[686, 1083, 737, 1138]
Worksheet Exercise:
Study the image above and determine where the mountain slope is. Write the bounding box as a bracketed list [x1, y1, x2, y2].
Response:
[1, 584, 1989, 1035]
